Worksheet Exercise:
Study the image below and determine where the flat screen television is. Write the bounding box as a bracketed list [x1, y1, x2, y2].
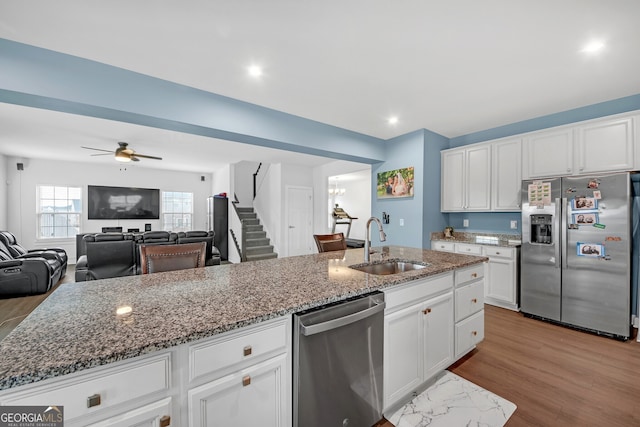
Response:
[88, 185, 160, 220]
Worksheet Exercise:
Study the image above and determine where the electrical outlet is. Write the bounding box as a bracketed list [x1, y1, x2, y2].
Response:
[399, 218, 405, 226]
[463, 219, 469, 227]
[510, 220, 518, 229]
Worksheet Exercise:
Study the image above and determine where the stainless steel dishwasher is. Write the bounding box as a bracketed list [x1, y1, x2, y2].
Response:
[293, 291, 385, 427]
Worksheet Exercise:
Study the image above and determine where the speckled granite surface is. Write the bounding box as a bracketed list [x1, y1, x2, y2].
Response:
[0, 245, 486, 390]
[431, 231, 521, 247]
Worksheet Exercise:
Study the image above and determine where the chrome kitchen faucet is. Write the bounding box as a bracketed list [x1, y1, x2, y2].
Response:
[364, 217, 387, 262]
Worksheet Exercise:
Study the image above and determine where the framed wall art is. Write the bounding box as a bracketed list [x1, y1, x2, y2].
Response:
[377, 166, 414, 199]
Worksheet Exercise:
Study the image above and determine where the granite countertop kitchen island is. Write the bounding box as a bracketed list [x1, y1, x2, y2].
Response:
[0, 245, 486, 391]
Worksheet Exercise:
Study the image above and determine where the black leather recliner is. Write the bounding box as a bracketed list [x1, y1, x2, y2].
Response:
[177, 231, 221, 266]
[0, 241, 58, 296]
[75, 233, 137, 281]
[0, 231, 68, 278]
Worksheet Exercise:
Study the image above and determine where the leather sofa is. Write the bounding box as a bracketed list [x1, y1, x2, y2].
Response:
[75, 233, 137, 281]
[177, 231, 221, 266]
[76, 231, 220, 281]
[0, 231, 68, 278]
[0, 240, 62, 296]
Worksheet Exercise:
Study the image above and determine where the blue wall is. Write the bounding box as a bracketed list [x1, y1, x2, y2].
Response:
[371, 130, 426, 248]
[448, 212, 521, 234]
[422, 129, 450, 247]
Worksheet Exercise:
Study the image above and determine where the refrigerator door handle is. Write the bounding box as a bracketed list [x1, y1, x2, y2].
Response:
[561, 197, 568, 270]
[554, 198, 561, 269]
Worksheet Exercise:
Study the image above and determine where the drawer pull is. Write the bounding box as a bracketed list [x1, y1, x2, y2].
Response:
[243, 345, 252, 357]
[242, 375, 251, 387]
[472, 331, 478, 336]
[422, 308, 432, 315]
[471, 273, 478, 278]
[87, 393, 101, 408]
[160, 415, 171, 427]
[495, 252, 501, 255]
[471, 298, 477, 304]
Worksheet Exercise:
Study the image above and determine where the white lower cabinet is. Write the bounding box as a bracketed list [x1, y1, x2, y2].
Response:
[454, 265, 485, 359]
[431, 241, 520, 311]
[188, 354, 288, 427]
[483, 246, 519, 311]
[382, 272, 457, 412]
[0, 352, 173, 427]
[422, 292, 454, 381]
[87, 397, 173, 427]
[185, 316, 291, 427]
[0, 316, 291, 427]
[384, 301, 423, 406]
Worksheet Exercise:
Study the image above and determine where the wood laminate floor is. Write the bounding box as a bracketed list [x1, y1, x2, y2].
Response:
[450, 305, 640, 427]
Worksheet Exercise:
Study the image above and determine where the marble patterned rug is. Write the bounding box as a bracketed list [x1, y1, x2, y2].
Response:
[387, 371, 517, 427]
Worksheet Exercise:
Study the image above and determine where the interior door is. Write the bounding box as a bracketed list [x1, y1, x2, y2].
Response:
[286, 186, 313, 256]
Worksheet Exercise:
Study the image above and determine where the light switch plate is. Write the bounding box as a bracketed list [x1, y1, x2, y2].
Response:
[510, 220, 518, 229]
[399, 218, 405, 226]
[463, 219, 469, 227]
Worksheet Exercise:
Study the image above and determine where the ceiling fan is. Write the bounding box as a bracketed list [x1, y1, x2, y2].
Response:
[81, 142, 163, 162]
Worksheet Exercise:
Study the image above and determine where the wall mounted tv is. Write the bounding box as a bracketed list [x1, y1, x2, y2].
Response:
[88, 185, 160, 220]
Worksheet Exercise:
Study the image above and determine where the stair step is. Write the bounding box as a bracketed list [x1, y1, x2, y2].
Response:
[236, 207, 254, 213]
[246, 238, 270, 247]
[245, 245, 275, 256]
[245, 253, 278, 262]
[245, 225, 263, 233]
[245, 231, 266, 240]
[238, 212, 257, 220]
[243, 218, 260, 226]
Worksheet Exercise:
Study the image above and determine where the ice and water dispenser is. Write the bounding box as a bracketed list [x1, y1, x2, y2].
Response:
[530, 214, 552, 244]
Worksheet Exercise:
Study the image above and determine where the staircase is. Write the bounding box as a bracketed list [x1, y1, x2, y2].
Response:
[236, 207, 278, 262]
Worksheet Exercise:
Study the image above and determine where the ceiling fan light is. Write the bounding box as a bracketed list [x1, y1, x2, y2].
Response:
[115, 152, 131, 162]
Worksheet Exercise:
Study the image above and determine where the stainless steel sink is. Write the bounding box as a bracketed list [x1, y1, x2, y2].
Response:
[349, 260, 428, 275]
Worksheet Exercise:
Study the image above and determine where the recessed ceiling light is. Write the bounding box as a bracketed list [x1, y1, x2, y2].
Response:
[581, 40, 605, 54]
[388, 116, 399, 125]
[248, 65, 263, 77]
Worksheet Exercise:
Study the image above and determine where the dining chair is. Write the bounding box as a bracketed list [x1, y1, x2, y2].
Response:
[313, 233, 347, 253]
[139, 242, 206, 274]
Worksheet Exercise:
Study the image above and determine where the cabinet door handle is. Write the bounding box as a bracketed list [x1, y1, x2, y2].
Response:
[422, 308, 432, 315]
[495, 252, 500, 255]
[87, 393, 101, 408]
[471, 298, 477, 303]
[242, 375, 251, 387]
[160, 415, 171, 427]
[472, 331, 478, 336]
[471, 273, 478, 278]
[243, 345, 252, 357]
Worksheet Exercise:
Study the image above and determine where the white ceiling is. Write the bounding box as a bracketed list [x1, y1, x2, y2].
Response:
[1, 0, 640, 171]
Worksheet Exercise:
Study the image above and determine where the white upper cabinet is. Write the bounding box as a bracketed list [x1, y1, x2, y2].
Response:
[441, 143, 491, 212]
[491, 138, 522, 211]
[522, 113, 636, 179]
[441, 149, 465, 211]
[441, 110, 638, 212]
[576, 116, 634, 174]
[523, 127, 574, 178]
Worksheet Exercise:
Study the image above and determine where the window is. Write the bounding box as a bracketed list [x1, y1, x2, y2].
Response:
[162, 191, 193, 232]
[37, 186, 82, 238]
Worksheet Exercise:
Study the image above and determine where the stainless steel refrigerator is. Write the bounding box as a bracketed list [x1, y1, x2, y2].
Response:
[521, 172, 632, 339]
